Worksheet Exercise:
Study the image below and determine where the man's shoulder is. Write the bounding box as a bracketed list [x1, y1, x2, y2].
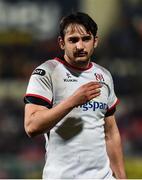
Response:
[92, 62, 112, 77]
[34, 58, 60, 74]
[40, 58, 59, 68]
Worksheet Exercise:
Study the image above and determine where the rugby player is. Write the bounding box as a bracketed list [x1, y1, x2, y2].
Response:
[24, 12, 126, 179]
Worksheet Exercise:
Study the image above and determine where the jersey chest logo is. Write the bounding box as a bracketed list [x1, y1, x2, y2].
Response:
[94, 73, 104, 82]
[63, 72, 78, 82]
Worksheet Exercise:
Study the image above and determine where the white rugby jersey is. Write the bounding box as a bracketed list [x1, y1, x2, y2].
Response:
[24, 57, 119, 179]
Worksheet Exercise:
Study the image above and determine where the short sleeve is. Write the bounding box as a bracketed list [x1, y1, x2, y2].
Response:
[107, 73, 119, 111]
[24, 65, 53, 108]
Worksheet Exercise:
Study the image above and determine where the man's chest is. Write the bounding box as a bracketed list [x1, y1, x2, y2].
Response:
[51, 67, 110, 106]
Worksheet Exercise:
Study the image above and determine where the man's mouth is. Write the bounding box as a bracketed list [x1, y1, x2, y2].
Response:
[74, 52, 87, 57]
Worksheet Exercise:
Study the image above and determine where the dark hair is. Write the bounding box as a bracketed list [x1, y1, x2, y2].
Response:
[59, 12, 98, 39]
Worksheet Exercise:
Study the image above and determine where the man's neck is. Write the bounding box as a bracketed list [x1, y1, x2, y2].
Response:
[64, 55, 90, 69]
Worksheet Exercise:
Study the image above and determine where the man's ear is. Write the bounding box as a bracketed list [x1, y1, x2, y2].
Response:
[94, 36, 98, 48]
[58, 36, 65, 50]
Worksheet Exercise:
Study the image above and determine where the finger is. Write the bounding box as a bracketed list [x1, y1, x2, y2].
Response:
[89, 88, 101, 95]
[87, 84, 102, 91]
[89, 93, 101, 100]
[84, 81, 101, 87]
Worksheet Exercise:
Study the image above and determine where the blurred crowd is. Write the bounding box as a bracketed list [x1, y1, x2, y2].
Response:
[104, 0, 142, 153]
[0, 0, 142, 178]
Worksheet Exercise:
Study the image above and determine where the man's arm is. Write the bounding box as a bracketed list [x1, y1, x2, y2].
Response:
[104, 115, 127, 179]
[24, 82, 101, 137]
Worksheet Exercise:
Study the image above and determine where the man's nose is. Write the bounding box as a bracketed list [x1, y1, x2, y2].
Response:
[76, 40, 84, 50]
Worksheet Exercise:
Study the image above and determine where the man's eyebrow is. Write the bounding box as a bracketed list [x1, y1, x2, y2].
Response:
[82, 35, 92, 39]
[82, 35, 92, 38]
[67, 36, 79, 40]
[68, 36, 79, 38]
[68, 34, 91, 38]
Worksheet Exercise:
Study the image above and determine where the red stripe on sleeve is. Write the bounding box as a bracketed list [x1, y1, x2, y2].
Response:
[25, 93, 52, 105]
[107, 99, 120, 112]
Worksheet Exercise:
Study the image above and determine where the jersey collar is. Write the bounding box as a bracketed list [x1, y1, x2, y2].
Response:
[54, 57, 93, 71]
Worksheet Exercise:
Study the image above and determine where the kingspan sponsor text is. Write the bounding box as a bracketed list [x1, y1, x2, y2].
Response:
[77, 100, 108, 111]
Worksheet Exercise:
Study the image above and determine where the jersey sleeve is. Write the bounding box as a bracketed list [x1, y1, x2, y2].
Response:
[24, 65, 53, 108]
[107, 72, 119, 112]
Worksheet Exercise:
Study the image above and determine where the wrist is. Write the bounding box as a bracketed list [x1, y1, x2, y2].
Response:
[61, 96, 76, 109]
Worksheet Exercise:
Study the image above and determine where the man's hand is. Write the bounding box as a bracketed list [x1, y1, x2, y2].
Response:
[68, 81, 102, 107]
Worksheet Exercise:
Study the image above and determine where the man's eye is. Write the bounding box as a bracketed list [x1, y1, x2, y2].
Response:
[82, 36, 92, 41]
[69, 37, 78, 43]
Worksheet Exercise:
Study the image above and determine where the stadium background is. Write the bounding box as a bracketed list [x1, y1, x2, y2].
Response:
[0, 0, 142, 178]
